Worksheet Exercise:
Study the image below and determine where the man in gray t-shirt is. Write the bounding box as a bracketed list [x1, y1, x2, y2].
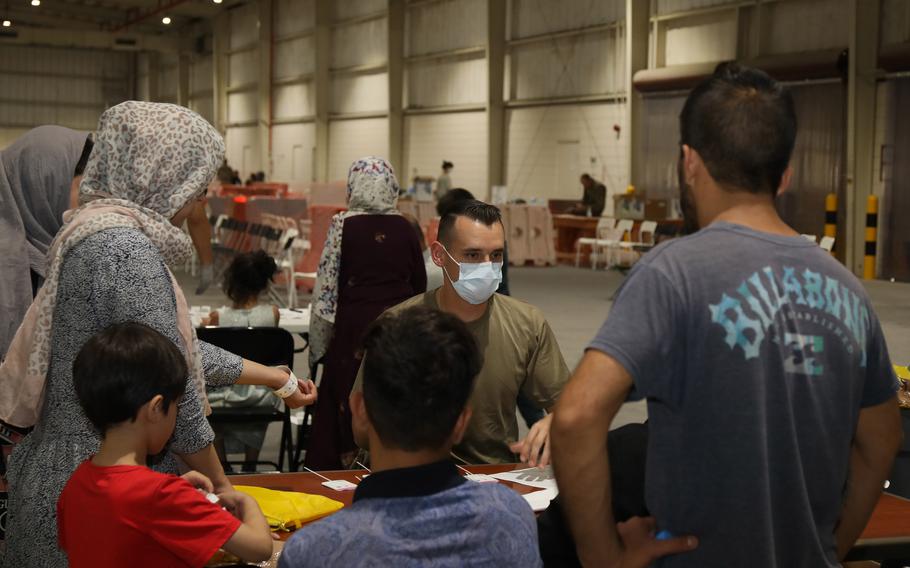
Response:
[551, 63, 902, 568]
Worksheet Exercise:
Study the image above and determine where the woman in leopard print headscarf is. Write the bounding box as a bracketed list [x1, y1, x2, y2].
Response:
[0, 102, 315, 568]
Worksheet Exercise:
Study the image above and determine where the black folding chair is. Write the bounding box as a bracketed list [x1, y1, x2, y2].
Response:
[197, 327, 296, 472]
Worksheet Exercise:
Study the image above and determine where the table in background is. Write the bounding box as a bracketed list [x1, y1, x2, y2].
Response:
[231, 467, 910, 562]
[552, 215, 599, 265]
[191, 306, 310, 334]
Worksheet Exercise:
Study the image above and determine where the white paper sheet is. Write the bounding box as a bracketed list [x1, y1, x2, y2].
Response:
[522, 487, 559, 512]
[490, 466, 557, 490]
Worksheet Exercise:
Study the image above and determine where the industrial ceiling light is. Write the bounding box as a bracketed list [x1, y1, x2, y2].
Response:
[30, 0, 39, 6]
[2, 19, 10, 26]
[161, 16, 171, 24]
[213, 0, 222, 3]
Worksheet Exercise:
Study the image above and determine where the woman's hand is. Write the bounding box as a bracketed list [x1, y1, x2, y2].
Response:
[284, 377, 317, 409]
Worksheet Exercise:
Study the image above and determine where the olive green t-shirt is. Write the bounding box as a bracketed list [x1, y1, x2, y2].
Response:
[354, 291, 570, 464]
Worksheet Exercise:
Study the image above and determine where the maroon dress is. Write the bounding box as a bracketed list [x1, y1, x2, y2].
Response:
[304, 214, 427, 469]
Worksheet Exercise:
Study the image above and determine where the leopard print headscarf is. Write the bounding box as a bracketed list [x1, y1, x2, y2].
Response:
[0, 102, 223, 427]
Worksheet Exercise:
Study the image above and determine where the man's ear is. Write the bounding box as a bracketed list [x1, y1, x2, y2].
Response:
[350, 390, 367, 424]
[430, 241, 448, 268]
[681, 144, 700, 186]
[350, 389, 371, 450]
[776, 166, 794, 196]
[450, 407, 473, 445]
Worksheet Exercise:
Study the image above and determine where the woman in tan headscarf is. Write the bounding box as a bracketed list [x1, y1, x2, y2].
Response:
[0, 102, 315, 568]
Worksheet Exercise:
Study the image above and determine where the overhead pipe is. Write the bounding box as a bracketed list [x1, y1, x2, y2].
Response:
[110, 0, 191, 33]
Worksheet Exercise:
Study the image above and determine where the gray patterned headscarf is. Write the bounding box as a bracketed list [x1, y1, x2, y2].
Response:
[0, 102, 224, 426]
[0, 126, 89, 359]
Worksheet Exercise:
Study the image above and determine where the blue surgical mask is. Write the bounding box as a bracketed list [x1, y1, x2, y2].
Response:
[441, 247, 503, 305]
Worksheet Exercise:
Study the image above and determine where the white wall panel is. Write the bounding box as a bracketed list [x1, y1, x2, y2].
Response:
[511, 31, 624, 99]
[664, 10, 737, 65]
[331, 72, 389, 113]
[227, 92, 258, 123]
[882, 0, 910, 46]
[190, 57, 213, 94]
[158, 65, 178, 102]
[275, 0, 315, 36]
[506, 103, 628, 206]
[275, 36, 316, 79]
[653, 0, 737, 15]
[407, 57, 486, 107]
[332, 17, 388, 68]
[230, 2, 259, 49]
[272, 123, 316, 184]
[512, 0, 622, 38]
[229, 50, 259, 87]
[334, 0, 386, 21]
[328, 118, 390, 180]
[0, 44, 129, 133]
[274, 83, 315, 119]
[190, 98, 215, 124]
[763, 0, 848, 54]
[225, 126, 261, 179]
[407, 0, 486, 55]
[404, 111, 487, 194]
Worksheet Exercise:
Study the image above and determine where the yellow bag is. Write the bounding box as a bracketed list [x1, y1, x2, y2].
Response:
[235, 485, 344, 531]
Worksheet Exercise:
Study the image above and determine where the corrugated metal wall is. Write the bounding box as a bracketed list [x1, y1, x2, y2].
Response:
[328, 118, 389, 180]
[0, 44, 131, 148]
[404, 111, 488, 194]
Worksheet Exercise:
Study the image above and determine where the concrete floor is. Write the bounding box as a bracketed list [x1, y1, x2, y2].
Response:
[181, 265, 910, 468]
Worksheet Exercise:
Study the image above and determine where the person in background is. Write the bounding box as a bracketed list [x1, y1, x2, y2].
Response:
[284, 307, 542, 568]
[569, 173, 606, 217]
[434, 160, 453, 201]
[187, 200, 216, 294]
[0, 126, 93, 358]
[551, 64, 901, 567]
[0, 102, 315, 568]
[306, 157, 427, 469]
[206, 250, 281, 472]
[404, 214, 444, 291]
[353, 200, 567, 466]
[59, 322, 273, 567]
[216, 158, 236, 185]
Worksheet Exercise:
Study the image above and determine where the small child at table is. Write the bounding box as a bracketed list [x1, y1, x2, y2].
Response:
[57, 322, 274, 568]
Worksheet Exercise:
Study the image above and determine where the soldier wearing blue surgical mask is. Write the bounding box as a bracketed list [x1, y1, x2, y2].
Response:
[352, 200, 569, 466]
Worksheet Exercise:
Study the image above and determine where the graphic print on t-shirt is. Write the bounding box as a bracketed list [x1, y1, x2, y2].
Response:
[708, 264, 870, 375]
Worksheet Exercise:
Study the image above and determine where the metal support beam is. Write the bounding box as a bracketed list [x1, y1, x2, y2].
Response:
[388, 0, 405, 175]
[626, 0, 649, 191]
[486, 0, 507, 200]
[845, 0, 880, 275]
[212, 13, 230, 134]
[177, 53, 190, 107]
[314, 0, 332, 182]
[147, 51, 160, 102]
[0, 26, 180, 52]
[258, 0, 273, 177]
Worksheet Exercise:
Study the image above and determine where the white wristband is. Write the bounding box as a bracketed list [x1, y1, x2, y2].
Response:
[272, 366, 299, 399]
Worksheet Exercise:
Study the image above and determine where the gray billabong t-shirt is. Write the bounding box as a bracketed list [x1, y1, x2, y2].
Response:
[589, 221, 898, 567]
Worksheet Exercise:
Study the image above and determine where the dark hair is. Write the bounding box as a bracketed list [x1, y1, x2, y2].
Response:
[580, 173, 591, 180]
[74, 134, 93, 177]
[224, 250, 277, 304]
[442, 161, 453, 170]
[361, 307, 482, 451]
[437, 199, 502, 245]
[435, 187, 475, 217]
[679, 62, 796, 195]
[72, 322, 187, 434]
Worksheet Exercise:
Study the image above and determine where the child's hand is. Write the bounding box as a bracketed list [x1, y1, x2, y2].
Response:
[182, 470, 215, 493]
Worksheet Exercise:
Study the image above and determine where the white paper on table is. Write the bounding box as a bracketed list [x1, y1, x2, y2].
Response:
[490, 466, 557, 490]
[522, 487, 559, 512]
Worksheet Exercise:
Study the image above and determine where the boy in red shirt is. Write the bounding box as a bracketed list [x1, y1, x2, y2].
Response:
[57, 322, 274, 567]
